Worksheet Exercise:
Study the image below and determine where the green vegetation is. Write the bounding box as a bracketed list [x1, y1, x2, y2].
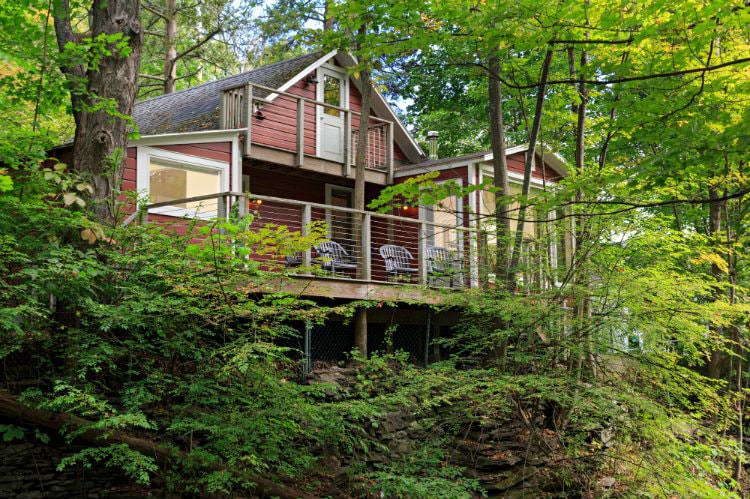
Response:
[1, 0, 750, 497]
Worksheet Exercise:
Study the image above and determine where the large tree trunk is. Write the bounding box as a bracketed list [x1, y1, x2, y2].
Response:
[352, 28, 373, 357]
[163, 0, 178, 94]
[487, 54, 511, 290]
[507, 50, 553, 290]
[54, 0, 142, 224]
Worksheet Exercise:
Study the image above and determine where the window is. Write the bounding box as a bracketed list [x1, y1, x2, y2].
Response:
[323, 74, 341, 117]
[421, 180, 463, 250]
[325, 185, 354, 250]
[137, 147, 229, 218]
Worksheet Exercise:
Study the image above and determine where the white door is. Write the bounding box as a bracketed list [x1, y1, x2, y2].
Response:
[317, 67, 347, 162]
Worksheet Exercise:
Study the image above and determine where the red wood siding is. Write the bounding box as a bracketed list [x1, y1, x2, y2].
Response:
[507, 151, 563, 181]
[251, 79, 317, 155]
[123, 147, 137, 192]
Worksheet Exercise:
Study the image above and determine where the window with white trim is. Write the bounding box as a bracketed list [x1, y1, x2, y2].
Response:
[137, 147, 229, 218]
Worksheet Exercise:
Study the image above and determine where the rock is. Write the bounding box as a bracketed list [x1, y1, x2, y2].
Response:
[600, 476, 616, 488]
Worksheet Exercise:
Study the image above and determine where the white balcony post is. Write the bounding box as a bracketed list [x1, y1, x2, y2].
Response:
[296, 97, 305, 166]
[387, 121, 394, 183]
[469, 228, 479, 288]
[237, 193, 247, 218]
[219, 91, 227, 129]
[301, 203, 312, 268]
[344, 110, 352, 177]
[418, 221, 428, 285]
[245, 84, 253, 157]
[361, 213, 371, 281]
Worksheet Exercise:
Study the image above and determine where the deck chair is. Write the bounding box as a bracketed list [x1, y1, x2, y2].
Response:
[379, 244, 418, 281]
[426, 246, 464, 287]
[314, 241, 358, 275]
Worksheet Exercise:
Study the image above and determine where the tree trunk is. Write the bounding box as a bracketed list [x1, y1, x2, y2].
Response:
[487, 54, 511, 290]
[163, 0, 177, 94]
[507, 50, 553, 289]
[54, 0, 142, 224]
[707, 186, 724, 379]
[352, 26, 373, 357]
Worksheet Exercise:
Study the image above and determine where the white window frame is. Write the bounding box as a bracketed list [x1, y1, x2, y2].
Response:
[137, 146, 230, 219]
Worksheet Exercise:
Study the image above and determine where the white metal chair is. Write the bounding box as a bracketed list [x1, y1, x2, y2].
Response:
[379, 244, 418, 281]
[426, 246, 464, 287]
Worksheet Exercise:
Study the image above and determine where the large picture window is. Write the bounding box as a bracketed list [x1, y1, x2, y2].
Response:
[421, 180, 463, 250]
[137, 147, 229, 218]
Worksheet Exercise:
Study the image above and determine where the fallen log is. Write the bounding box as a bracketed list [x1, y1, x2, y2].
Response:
[0, 390, 312, 499]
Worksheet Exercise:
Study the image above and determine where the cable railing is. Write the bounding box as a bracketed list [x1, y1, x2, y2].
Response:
[128, 191, 489, 288]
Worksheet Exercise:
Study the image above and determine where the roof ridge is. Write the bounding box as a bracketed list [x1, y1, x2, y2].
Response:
[135, 51, 321, 107]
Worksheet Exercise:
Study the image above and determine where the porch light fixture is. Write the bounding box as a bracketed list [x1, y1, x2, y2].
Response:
[305, 74, 318, 86]
[253, 102, 266, 120]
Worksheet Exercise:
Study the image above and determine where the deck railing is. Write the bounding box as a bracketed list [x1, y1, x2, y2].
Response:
[130, 192, 485, 288]
[220, 83, 394, 180]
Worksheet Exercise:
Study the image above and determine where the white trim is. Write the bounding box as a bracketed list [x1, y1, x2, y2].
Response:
[479, 165, 551, 188]
[482, 144, 568, 177]
[130, 129, 242, 147]
[394, 158, 479, 177]
[265, 50, 338, 103]
[137, 146, 230, 219]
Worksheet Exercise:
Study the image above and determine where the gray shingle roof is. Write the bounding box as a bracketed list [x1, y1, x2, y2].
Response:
[133, 52, 321, 135]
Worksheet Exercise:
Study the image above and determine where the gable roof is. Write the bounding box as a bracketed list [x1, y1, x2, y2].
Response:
[133, 51, 425, 164]
[133, 52, 322, 135]
[394, 144, 568, 179]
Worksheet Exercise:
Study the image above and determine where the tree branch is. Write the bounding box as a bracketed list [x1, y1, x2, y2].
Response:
[142, 2, 167, 20]
[174, 28, 222, 61]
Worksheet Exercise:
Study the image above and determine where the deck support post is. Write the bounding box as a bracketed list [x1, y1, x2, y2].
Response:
[424, 308, 432, 367]
[302, 320, 313, 380]
[361, 213, 371, 281]
[296, 98, 304, 166]
[353, 308, 367, 359]
[301, 204, 312, 269]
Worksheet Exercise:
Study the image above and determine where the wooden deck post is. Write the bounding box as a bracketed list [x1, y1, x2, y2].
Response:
[353, 308, 367, 358]
[387, 122, 394, 184]
[244, 84, 253, 157]
[469, 229, 479, 288]
[219, 91, 227, 129]
[361, 213, 371, 280]
[296, 98, 304, 166]
[418, 221, 428, 285]
[301, 203, 312, 269]
[344, 110, 352, 177]
[217, 193, 227, 221]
